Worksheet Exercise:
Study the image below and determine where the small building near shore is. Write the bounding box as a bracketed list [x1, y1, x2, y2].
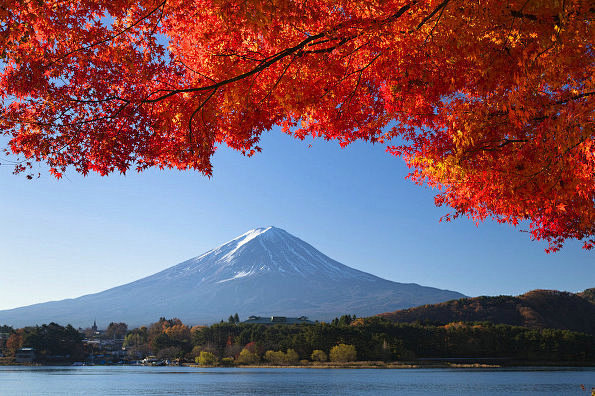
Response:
[15, 348, 36, 363]
[242, 316, 315, 325]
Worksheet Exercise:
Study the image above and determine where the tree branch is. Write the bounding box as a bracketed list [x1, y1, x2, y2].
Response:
[49, 0, 168, 66]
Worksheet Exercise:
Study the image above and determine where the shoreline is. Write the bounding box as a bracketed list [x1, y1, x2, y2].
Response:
[185, 360, 595, 369]
[2, 359, 594, 369]
[186, 362, 500, 369]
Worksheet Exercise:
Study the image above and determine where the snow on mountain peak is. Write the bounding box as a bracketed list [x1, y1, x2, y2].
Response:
[219, 227, 273, 262]
[158, 226, 373, 284]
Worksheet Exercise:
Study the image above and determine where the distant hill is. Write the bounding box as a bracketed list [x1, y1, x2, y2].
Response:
[0, 227, 464, 328]
[378, 289, 595, 334]
[578, 288, 595, 305]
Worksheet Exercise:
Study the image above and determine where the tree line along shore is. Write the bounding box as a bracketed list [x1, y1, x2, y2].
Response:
[1, 315, 594, 367]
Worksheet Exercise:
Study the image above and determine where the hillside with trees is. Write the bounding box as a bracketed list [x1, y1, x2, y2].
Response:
[578, 288, 595, 305]
[378, 289, 595, 334]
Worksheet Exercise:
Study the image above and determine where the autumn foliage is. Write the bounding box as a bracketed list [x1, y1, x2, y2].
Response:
[0, 0, 592, 251]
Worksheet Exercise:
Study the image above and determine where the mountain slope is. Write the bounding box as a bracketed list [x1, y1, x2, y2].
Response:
[378, 289, 595, 334]
[0, 227, 464, 328]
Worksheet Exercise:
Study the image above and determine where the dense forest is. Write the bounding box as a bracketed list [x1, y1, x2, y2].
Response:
[2, 316, 594, 365]
[0, 323, 84, 362]
[187, 317, 595, 364]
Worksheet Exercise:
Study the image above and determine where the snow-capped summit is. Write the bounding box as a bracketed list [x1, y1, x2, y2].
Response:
[153, 226, 374, 284]
[0, 227, 465, 327]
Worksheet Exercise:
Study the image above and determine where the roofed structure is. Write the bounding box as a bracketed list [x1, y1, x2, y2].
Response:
[242, 316, 315, 325]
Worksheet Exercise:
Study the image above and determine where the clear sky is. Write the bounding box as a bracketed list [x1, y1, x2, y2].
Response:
[0, 128, 593, 310]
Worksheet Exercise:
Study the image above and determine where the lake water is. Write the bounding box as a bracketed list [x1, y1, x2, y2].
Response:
[0, 366, 593, 395]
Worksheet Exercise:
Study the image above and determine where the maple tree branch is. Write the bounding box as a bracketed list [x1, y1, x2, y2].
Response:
[317, 44, 375, 102]
[344, 52, 383, 106]
[213, 52, 266, 62]
[16, 98, 133, 129]
[138, 2, 418, 104]
[556, 91, 594, 105]
[174, 59, 216, 83]
[379, 3, 414, 27]
[456, 138, 529, 163]
[305, 38, 336, 47]
[258, 55, 297, 106]
[422, 1, 448, 43]
[498, 138, 529, 147]
[65, 95, 129, 104]
[416, 0, 450, 30]
[510, 10, 538, 21]
[522, 135, 587, 180]
[141, 32, 326, 103]
[145, 2, 425, 110]
[303, 37, 353, 54]
[148, 0, 167, 37]
[49, 0, 168, 66]
[188, 88, 217, 145]
[486, 91, 594, 119]
[41, 0, 454, 128]
[10, 0, 501, 134]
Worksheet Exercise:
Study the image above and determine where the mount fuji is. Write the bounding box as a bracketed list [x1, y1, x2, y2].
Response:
[0, 227, 465, 328]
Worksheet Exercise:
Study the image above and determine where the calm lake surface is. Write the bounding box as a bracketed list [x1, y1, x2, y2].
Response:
[0, 366, 593, 395]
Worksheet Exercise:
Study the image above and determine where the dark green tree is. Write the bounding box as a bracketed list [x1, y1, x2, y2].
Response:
[21, 323, 84, 362]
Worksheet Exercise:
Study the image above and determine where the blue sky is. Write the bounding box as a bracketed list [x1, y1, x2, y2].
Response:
[0, 128, 593, 310]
